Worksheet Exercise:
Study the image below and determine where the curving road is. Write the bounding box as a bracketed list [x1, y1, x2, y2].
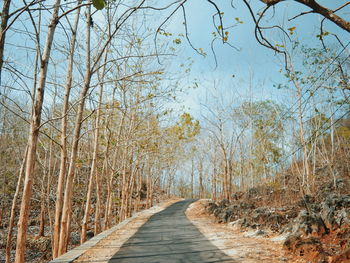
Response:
[108, 199, 236, 263]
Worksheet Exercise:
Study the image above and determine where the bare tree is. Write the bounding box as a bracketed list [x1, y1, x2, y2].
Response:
[0, 0, 11, 84]
[52, 1, 82, 257]
[15, 1, 61, 262]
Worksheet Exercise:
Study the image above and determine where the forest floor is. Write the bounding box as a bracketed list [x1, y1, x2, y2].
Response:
[204, 175, 350, 263]
[186, 199, 302, 263]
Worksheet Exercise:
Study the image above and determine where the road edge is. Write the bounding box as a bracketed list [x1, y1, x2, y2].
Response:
[49, 198, 182, 263]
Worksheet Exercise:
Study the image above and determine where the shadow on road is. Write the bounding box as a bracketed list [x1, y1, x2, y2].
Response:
[108, 199, 236, 263]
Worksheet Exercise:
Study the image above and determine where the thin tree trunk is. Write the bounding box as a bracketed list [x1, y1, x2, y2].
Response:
[80, 79, 106, 241]
[295, 79, 311, 193]
[97, 132, 109, 232]
[102, 99, 116, 230]
[212, 161, 217, 201]
[134, 165, 142, 213]
[47, 156, 57, 249]
[80, 157, 95, 243]
[38, 198, 45, 237]
[228, 159, 233, 199]
[191, 159, 194, 199]
[58, 5, 91, 255]
[199, 160, 204, 198]
[38, 155, 48, 238]
[150, 171, 155, 208]
[330, 103, 336, 188]
[93, 49, 109, 236]
[223, 159, 229, 199]
[104, 175, 112, 229]
[146, 163, 152, 209]
[120, 152, 129, 221]
[120, 112, 135, 221]
[96, 152, 107, 230]
[104, 114, 124, 229]
[0, 0, 11, 85]
[15, 2, 61, 262]
[38, 128, 55, 238]
[6, 146, 28, 263]
[127, 167, 135, 217]
[52, 1, 81, 258]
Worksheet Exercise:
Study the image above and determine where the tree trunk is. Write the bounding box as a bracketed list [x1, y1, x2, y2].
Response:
[52, 1, 81, 258]
[212, 162, 217, 201]
[80, 161, 95, 243]
[295, 78, 311, 193]
[81, 82, 104, 242]
[104, 114, 124, 229]
[6, 146, 27, 263]
[134, 166, 142, 213]
[146, 163, 152, 209]
[15, 2, 61, 262]
[94, 49, 109, 236]
[58, 5, 91, 255]
[127, 169, 135, 217]
[37, 199, 45, 237]
[191, 159, 194, 199]
[198, 160, 204, 198]
[120, 153, 129, 221]
[0, 0, 11, 85]
[228, 159, 233, 199]
[38, 136, 54, 238]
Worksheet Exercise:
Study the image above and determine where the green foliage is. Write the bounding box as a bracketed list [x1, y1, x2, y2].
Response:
[288, 26, 296, 35]
[316, 31, 330, 40]
[157, 29, 173, 36]
[92, 0, 106, 10]
[234, 17, 244, 24]
[338, 125, 350, 139]
[198, 48, 207, 57]
[235, 100, 285, 177]
[173, 38, 181, 44]
[177, 113, 200, 140]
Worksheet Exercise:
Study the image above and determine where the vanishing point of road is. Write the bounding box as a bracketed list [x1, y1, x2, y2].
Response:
[108, 199, 235, 263]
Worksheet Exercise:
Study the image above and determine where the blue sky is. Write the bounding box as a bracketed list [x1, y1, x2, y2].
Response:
[1, 0, 348, 118]
[153, 0, 350, 116]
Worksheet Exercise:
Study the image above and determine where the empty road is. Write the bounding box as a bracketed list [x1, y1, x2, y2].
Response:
[108, 199, 235, 263]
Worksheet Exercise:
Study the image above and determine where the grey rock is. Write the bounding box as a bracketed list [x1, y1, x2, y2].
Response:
[218, 199, 230, 208]
[291, 210, 329, 237]
[70, 231, 80, 245]
[321, 194, 350, 229]
[87, 231, 94, 240]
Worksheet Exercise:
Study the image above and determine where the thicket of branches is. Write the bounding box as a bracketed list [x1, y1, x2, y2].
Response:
[183, 43, 350, 202]
[0, 1, 200, 262]
[0, 0, 349, 263]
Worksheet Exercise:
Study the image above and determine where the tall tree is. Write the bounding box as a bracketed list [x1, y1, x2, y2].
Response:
[15, 1, 61, 262]
[52, 0, 82, 258]
[0, 0, 11, 85]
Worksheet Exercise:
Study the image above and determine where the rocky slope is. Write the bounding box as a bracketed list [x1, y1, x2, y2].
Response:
[206, 179, 350, 263]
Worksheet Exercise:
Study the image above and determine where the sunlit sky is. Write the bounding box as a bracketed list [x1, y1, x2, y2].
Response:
[152, 0, 350, 116]
[2, 0, 349, 118]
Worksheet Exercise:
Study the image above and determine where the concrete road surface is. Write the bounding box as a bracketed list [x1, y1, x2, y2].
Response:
[108, 199, 236, 263]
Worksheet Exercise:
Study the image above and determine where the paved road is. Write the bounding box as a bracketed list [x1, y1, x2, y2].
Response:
[108, 200, 236, 263]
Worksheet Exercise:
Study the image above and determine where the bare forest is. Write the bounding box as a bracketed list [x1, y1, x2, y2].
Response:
[0, 1, 349, 263]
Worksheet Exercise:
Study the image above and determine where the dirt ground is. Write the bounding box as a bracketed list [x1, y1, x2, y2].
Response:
[73, 198, 182, 263]
[185, 199, 307, 263]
